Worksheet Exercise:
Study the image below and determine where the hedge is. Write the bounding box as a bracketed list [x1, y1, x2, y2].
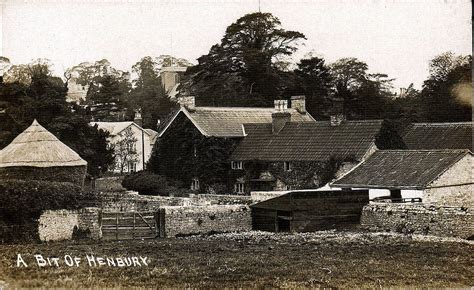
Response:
[0, 179, 97, 243]
[122, 171, 186, 196]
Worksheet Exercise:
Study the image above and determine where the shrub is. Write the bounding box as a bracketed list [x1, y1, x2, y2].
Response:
[0, 179, 95, 243]
[122, 171, 184, 196]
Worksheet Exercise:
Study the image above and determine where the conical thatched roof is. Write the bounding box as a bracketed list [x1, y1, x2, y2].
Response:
[0, 120, 87, 168]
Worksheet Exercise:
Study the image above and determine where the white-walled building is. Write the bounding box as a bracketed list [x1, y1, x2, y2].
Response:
[90, 121, 158, 173]
[331, 149, 473, 206]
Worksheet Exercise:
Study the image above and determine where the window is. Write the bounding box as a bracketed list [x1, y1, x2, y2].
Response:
[231, 161, 243, 170]
[284, 161, 291, 171]
[191, 178, 200, 191]
[234, 182, 245, 194]
[128, 162, 137, 173]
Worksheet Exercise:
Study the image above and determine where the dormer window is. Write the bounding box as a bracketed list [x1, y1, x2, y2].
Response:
[284, 161, 291, 172]
[231, 161, 243, 170]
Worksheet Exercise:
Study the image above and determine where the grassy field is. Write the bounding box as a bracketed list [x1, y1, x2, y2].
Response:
[0, 231, 472, 288]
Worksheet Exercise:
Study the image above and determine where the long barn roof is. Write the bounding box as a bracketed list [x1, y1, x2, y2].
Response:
[0, 120, 87, 168]
[402, 122, 473, 151]
[331, 149, 471, 189]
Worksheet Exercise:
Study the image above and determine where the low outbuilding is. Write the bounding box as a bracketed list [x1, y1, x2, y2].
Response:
[0, 120, 87, 187]
[250, 189, 369, 232]
[331, 149, 473, 206]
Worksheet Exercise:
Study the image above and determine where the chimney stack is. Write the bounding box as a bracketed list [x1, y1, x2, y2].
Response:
[178, 96, 195, 111]
[329, 97, 345, 126]
[134, 110, 143, 127]
[291, 95, 306, 114]
[272, 100, 291, 134]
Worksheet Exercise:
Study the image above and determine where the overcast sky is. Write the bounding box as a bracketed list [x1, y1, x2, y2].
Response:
[1, 0, 472, 89]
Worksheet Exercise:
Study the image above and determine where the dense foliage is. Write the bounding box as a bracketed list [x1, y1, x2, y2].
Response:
[121, 171, 185, 196]
[148, 113, 238, 192]
[182, 12, 306, 107]
[0, 179, 96, 242]
[0, 61, 114, 176]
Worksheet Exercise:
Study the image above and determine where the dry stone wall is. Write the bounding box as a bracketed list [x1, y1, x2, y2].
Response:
[100, 193, 191, 212]
[38, 207, 101, 241]
[193, 194, 253, 205]
[159, 205, 252, 237]
[361, 203, 473, 239]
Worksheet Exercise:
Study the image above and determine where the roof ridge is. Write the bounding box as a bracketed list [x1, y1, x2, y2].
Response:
[411, 122, 473, 126]
[379, 149, 470, 153]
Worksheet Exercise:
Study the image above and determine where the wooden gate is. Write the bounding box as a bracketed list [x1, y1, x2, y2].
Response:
[101, 211, 158, 240]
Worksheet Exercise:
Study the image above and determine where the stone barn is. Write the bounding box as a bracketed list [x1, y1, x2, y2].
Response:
[250, 189, 369, 232]
[331, 149, 473, 206]
[0, 120, 87, 187]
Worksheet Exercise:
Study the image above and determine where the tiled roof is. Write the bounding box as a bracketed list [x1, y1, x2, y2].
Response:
[160, 107, 315, 138]
[231, 120, 384, 161]
[332, 150, 471, 189]
[403, 122, 473, 151]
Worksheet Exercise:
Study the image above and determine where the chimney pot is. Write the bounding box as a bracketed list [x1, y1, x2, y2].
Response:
[291, 95, 306, 114]
[134, 111, 143, 127]
[274, 100, 288, 112]
[178, 96, 195, 111]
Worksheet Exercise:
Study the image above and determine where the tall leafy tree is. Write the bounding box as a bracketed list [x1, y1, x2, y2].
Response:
[419, 52, 472, 122]
[129, 56, 177, 129]
[0, 60, 114, 176]
[292, 56, 333, 118]
[183, 12, 306, 106]
[330, 57, 395, 119]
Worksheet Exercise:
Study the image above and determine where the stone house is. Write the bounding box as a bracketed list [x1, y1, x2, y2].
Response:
[0, 119, 88, 187]
[230, 106, 403, 193]
[90, 114, 158, 173]
[402, 122, 472, 150]
[153, 96, 315, 191]
[331, 149, 473, 206]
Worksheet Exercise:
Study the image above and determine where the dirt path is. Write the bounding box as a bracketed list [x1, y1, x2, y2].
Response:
[0, 231, 472, 288]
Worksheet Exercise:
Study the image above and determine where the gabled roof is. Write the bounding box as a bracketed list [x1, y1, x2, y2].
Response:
[402, 122, 473, 151]
[90, 121, 153, 137]
[331, 149, 471, 189]
[231, 120, 384, 162]
[159, 106, 315, 138]
[0, 120, 87, 168]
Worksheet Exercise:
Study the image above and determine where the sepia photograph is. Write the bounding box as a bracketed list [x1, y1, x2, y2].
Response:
[0, 0, 472, 288]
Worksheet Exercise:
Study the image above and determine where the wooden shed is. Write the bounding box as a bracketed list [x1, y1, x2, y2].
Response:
[250, 189, 369, 232]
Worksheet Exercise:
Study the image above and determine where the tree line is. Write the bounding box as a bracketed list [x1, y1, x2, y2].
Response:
[0, 12, 471, 178]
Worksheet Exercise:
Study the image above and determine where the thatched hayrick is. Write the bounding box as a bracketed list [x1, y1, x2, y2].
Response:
[0, 120, 87, 187]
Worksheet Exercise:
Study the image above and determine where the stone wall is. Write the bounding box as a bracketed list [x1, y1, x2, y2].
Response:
[193, 194, 253, 205]
[99, 193, 192, 212]
[159, 205, 252, 237]
[250, 191, 287, 202]
[424, 154, 473, 207]
[38, 207, 101, 241]
[95, 176, 126, 192]
[361, 203, 473, 239]
[98, 193, 252, 212]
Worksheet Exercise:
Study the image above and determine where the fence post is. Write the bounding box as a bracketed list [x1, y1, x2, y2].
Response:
[115, 213, 119, 240]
